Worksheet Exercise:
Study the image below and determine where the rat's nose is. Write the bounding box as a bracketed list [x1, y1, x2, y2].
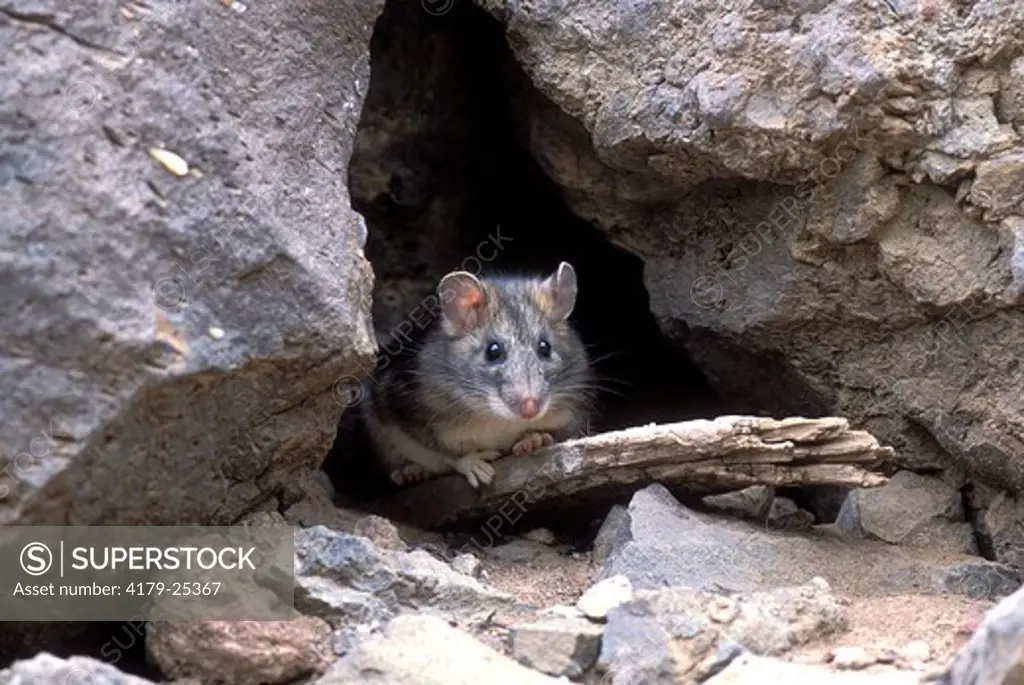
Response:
[519, 396, 538, 419]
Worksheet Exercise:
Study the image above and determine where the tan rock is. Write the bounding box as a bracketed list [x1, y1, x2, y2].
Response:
[352, 514, 408, 552]
[146, 617, 333, 685]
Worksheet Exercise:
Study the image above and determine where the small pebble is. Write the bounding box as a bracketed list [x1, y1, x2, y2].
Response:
[148, 147, 189, 176]
[207, 326, 225, 339]
[831, 646, 875, 670]
[576, 574, 633, 621]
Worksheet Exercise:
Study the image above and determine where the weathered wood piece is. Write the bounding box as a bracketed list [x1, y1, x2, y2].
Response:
[365, 416, 894, 529]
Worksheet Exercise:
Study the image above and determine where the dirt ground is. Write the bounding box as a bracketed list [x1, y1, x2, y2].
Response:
[476, 547, 992, 676]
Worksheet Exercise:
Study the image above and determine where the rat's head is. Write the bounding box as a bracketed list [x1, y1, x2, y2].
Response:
[427, 261, 592, 424]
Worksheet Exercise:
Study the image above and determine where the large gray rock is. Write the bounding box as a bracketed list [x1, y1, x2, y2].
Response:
[0, 0, 380, 524]
[293, 525, 513, 628]
[597, 484, 1020, 600]
[476, 0, 1024, 566]
[0, 653, 157, 684]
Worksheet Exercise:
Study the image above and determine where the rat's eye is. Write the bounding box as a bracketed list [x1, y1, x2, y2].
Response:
[537, 338, 552, 359]
[484, 341, 505, 363]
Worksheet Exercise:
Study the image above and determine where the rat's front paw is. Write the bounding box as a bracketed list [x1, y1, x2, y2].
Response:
[511, 432, 555, 456]
[389, 463, 431, 487]
[452, 451, 500, 488]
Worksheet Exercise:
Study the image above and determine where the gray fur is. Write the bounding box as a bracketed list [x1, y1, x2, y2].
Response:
[362, 261, 595, 487]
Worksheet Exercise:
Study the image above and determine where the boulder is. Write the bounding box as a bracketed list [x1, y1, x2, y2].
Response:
[0, 0, 381, 525]
[476, 0, 1024, 566]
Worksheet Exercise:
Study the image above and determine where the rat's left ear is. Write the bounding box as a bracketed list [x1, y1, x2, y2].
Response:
[539, 261, 578, 321]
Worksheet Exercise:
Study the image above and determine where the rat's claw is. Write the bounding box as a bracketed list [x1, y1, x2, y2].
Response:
[453, 453, 498, 488]
[389, 463, 431, 487]
[511, 432, 555, 456]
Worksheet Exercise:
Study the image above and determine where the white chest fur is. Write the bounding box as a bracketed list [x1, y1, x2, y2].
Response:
[435, 408, 573, 455]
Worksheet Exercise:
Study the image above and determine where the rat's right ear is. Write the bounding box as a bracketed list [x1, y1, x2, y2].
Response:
[539, 261, 578, 321]
[437, 271, 488, 332]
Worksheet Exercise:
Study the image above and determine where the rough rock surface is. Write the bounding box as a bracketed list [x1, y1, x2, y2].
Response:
[0, 0, 380, 525]
[837, 470, 977, 554]
[0, 653, 158, 684]
[937, 581, 1024, 685]
[598, 484, 1020, 599]
[293, 525, 513, 628]
[510, 615, 603, 678]
[597, 577, 846, 684]
[475, 0, 1024, 566]
[316, 613, 562, 685]
[968, 483, 1024, 571]
[145, 617, 334, 685]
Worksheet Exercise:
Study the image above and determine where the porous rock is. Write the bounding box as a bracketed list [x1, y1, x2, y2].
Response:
[476, 0, 1024, 566]
[145, 617, 333, 685]
[352, 514, 408, 552]
[0, 0, 380, 526]
[316, 614, 562, 685]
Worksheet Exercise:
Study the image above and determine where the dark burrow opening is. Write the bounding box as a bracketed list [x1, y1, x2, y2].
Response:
[321, 0, 763, 539]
